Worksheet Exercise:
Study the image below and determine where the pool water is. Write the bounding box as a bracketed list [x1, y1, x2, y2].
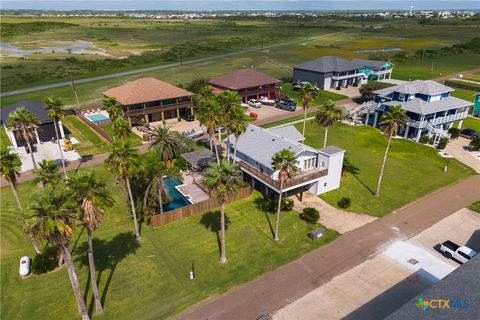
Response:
[86, 114, 109, 122]
[163, 178, 189, 212]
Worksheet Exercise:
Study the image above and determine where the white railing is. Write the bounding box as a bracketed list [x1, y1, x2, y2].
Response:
[348, 101, 380, 118]
[430, 111, 468, 125]
[332, 73, 367, 80]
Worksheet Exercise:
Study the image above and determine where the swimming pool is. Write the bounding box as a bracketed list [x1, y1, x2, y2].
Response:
[163, 178, 189, 212]
[86, 113, 109, 122]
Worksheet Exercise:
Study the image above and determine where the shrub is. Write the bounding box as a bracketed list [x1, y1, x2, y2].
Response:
[336, 86, 341, 90]
[437, 137, 449, 150]
[447, 127, 460, 139]
[337, 197, 351, 209]
[281, 198, 294, 211]
[31, 246, 60, 274]
[470, 136, 480, 151]
[419, 135, 430, 144]
[301, 207, 320, 224]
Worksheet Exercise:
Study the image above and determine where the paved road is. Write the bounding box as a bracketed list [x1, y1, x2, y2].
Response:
[175, 175, 480, 320]
[433, 68, 480, 82]
[1, 30, 353, 98]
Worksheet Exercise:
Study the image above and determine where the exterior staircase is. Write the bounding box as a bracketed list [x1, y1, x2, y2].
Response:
[348, 101, 379, 123]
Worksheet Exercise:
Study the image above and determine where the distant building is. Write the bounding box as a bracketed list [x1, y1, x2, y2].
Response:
[473, 93, 480, 117]
[0, 100, 65, 148]
[208, 69, 281, 103]
[103, 77, 194, 126]
[293, 56, 394, 90]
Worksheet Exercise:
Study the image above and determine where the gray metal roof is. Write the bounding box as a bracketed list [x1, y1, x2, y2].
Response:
[351, 58, 391, 69]
[384, 96, 472, 115]
[375, 80, 453, 96]
[181, 149, 216, 171]
[0, 100, 52, 124]
[267, 126, 304, 142]
[319, 145, 345, 156]
[386, 256, 480, 320]
[294, 56, 389, 73]
[226, 125, 318, 171]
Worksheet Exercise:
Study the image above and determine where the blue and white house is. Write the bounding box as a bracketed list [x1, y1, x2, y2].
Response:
[225, 124, 345, 198]
[357, 80, 472, 144]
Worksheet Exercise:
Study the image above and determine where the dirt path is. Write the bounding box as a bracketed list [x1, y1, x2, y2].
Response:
[175, 175, 480, 320]
[433, 68, 480, 82]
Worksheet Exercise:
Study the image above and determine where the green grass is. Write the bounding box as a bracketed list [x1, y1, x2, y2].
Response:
[0, 127, 12, 148]
[450, 87, 478, 102]
[281, 83, 348, 106]
[62, 115, 111, 156]
[299, 121, 475, 217]
[99, 123, 143, 147]
[468, 201, 480, 213]
[455, 116, 480, 132]
[0, 162, 339, 319]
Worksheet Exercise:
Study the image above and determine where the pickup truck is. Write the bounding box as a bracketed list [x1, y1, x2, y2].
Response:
[439, 240, 477, 264]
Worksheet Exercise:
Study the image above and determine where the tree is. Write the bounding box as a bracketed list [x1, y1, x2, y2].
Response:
[0, 148, 41, 254]
[469, 136, 480, 151]
[147, 126, 183, 166]
[216, 90, 242, 159]
[45, 95, 68, 179]
[102, 97, 123, 121]
[193, 85, 214, 107]
[68, 172, 113, 315]
[299, 83, 319, 138]
[8, 108, 40, 170]
[271, 149, 299, 241]
[203, 160, 242, 263]
[112, 118, 132, 141]
[29, 186, 90, 320]
[447, 127, 460, 139]
[359, 83, 376, 102]
[186, 77, 210, 94]
[375, 106, 407, 197]
[33, 160, 62, 187]
[196, 98, 222, 163]
[105, 140, 141, 241]
[227, 105, 249, 162]
[315, 100, 343, 147]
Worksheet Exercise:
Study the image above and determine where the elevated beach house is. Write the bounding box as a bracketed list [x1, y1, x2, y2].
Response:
[103, 77, 194, 126]
[293, 56, 394, 90]
[225, 124, 345, 198]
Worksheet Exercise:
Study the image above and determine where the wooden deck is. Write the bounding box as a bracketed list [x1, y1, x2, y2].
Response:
[176, 183, 209, 204]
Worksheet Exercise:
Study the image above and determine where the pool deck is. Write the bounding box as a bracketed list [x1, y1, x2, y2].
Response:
[176, 183, 209, 204]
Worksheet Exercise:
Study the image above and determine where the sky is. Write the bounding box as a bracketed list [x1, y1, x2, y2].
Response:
[1, 0, 479, 11]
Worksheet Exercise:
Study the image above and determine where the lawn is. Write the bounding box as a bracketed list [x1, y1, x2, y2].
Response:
[99, 123, 143, 147]
[0, 163, 338, 320]
[0, 127, 12, 148]
[281, 83, 348, 106]
[456, 116, 480, 132]
[449, 87, 477, 102]
[62, 115, 111, 156]
[468, 201, 480, 213]
[298, 121, 475, 217]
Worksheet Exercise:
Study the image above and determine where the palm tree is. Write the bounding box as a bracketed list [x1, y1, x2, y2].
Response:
[105, 140, 141, 241]
[102, 97, 123, 121]
[196, 98, 222, 163]
[29, 186, 90, 320]
[299, 83, 319, 138]
[147, 126, 182, 166]
[375, 106, 408, 198]
[227, 105, 248, 162]
[8, 108, 40, 170]
[271, 149, 299, 241]
[112, 118, 132, 141]
[68, 172, 113, 315]
[33, 160, 62, 187]
[203, 160, 242, 263]
[45, 95, 68, 179]
[315, 100, 343, 147]
[0, 148, 41, 254]
[193, 85, 214, 107]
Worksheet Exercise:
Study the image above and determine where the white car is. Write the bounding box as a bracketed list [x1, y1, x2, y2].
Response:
[259, 96, 276, 106]
[440, 240, 477, 264]
[19, 256, 30, 276]
[248, 99, 262, 108]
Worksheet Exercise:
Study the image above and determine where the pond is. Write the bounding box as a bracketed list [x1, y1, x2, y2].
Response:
[163, 178, 190, 212]
[355, 47, 402, 53]
[0, 40, 108, 57]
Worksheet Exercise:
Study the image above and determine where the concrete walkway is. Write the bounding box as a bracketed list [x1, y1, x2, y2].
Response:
[175, 175, 480, 320]
[292, 192, 376, 234]
[445, 137, 480, 173]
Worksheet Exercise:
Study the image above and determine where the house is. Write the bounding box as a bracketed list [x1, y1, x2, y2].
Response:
[365, 80, 472, 143]
[208, 69, 281, 103]
[103, 77, 194, 126]
[0, 100, 66, 148]
[293, 56, 394, 90]
[225, 124, 345, 198]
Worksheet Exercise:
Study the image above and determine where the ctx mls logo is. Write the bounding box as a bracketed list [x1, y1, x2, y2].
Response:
[416, 298, 470, 311]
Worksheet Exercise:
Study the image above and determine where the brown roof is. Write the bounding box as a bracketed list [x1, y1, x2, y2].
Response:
[102, 77, 193, 105]
[208, 69, 280, 90]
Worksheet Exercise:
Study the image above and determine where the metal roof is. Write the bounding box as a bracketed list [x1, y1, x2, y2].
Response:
[0, 100, 52, 124]
[294, 56, 389, 73]
[180, 149, 216, 171]
[384, 96, 472, 115]
[268, 126, 305, 142]
[319, 145, 345, 156]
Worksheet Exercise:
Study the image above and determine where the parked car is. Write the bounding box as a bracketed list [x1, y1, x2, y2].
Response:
[248, 99, 262, 108]
[460, 128, 477, 139]
[293, 82, 320, 91]
[19, 256, 30, 276]
[308, 227, 325, 240]
[259, 96, 276, 106]
[275, 99, 297, 111]
[439, 240, 477, 264]
[180, 112, 195, 122]
[185, 129, 204, 139]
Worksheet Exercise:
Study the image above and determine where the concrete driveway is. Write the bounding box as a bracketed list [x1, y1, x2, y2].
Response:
[445, 137, 480, 173]
[326, 86, 360, 99]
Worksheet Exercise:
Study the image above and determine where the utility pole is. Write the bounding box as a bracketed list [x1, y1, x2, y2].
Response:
[71, 79, 80, 109]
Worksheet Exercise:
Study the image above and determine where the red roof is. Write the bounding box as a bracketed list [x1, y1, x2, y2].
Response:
[208, 69, 280, 90]
[103, 77, 193, 105]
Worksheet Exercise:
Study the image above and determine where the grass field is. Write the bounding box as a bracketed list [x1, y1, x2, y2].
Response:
[450, 87, 478, 102]
[62, 115, 111, 156]
[0, 162, 338, 319]
[99, 123, 143, 147]
[297, 121, 475, 217]
[0, 127, 12, 148]
[281, 83, 348, 105]
[457, 116, 480, 132]
[468, 201, 480, 213]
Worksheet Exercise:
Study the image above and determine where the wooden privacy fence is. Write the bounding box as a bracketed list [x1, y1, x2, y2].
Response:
[150, 187, 252, 227]
[75, 111, 113, 143]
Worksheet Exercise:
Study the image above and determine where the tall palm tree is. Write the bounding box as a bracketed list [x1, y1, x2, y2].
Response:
[8, 108, 40, 170]
[193, 85, 214, 107]
[227, 105, 248, 162]
[29, 186, 90, 320]
[271, 149, 299, 241]
[315, 100, 343, 147]
[0, 148, 41, 254]
[105, 140, 141, 241]
[32, 160, 62, 187]
[203, 160, 242, 263]
[196, 98, 222, 163]
[68, 172, 113, 315]
[102, 97, 123, 121]
[147, 126, 182, 166]
[299, 83, 319, 138]
[375, 106, 407, 198]
[112, 118, 132, 141]
[45, 95, 68, 179]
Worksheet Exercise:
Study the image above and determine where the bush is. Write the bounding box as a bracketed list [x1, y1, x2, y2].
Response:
[281, 198, 294, 211]
[419, 135, 431, 144]
[337, 197, 351, 209]
[335, 86, 341, 90]
[437, 137, 449, 150]
[31, 246, 60, 274]
[301, 207, 320, 224]
[447, 127, 460, 139]
[470, 136, 480, 151]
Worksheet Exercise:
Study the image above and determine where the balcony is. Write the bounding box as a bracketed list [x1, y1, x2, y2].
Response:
[125, 100, 193, 117]
[238, 161, 327, 191]
[407, 111, 468, 128]
[332, 73, 367, 81]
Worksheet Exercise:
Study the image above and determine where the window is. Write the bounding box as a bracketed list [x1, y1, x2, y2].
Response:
[303, 158, 316, 171]
[458, 251, 471, 260]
